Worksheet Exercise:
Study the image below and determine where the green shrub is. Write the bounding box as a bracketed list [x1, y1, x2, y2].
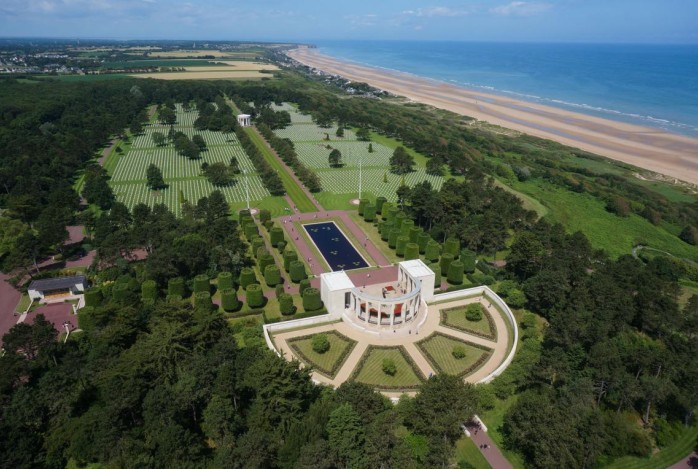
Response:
[425, 240, 441, 262]
[460, 249, 476, 273]
[259, 208, 271, 224]
[409, 226, 421, 243]
[452, 346, 467, 359]
[112, 283, 129, 304]
[299, 279, 310, 296]
[444, 237, 460, 258]
[84, 288, 102, 307]
[168, 277, 185, 297]
[256, 245, 268, 260]
[394, 211, 406, 230]
[465, 303, 483, 321]
[358, 198, 369, 216]
[363, 204, 376, 222]
[252, 237, 265, 257]
[440, 253, 454, 276]
[277, 240, 286, 252]
[380, 221, 392, 241]
[263, 220, 273, 231]
[375, 196, 387, 214]
[239, 268, 257, 288]
[283, 250, 298, 271]
[167, 294, 183, 303]
[77, 306, 96, 331]
[431, 263, 442, 288]
[311, 334, 330, 354]
[221, 288, 240, 312]
[246, 284, 265, 308]
[194, 291, 212, 309]
[303, 287, 322, 311]
[404, 243, 419, 260]
[447, 260, 464, 285]
[279, 293, 295, 316]
[382, 358, 397, 376]
[418, 232, 431, 254]
[396, 236, 409, 256]
[258, 253, 275, 273]
[275, 284, 284, 297]
[238, 209, 251, 223]
[264, 265, 282, 287]
[141, 280, 157, 301]
[270, 226, 284, 246]
[217, 271, 234, 291]
[289, 260, 307, 283]
[400, 219, 414, 237]
[244, 222, 258, 240]
[385, 205, 397, 222]
[193, 274, 209, 293]
[388, 229, 400, 249]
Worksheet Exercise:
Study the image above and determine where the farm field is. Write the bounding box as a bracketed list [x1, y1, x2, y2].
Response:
[288, 331, 357, 378]
[416, 332, 492, 377]
[109, 104, 273, 216]
[352, 346, 424, 389]
[271, 103, 445, 208]
[131, 71, 273, 80]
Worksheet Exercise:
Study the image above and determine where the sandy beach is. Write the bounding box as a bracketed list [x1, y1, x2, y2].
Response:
[288, 47, 698, 185]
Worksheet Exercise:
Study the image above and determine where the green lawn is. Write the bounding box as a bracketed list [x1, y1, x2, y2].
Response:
[480, 394, 527, 469]
[679, 279, 698, 308]
[511, 178, 698, 260]
[15, 293, 31, 314]
[230, 196, 291, 219]
[416, 333, 491, 377]
[606, 424, 698, 469]
[441, 304, 496, 339]
[353, 346, 424, 389]
[289, 331, 357, 378]
[453, 436, 492, 469]
[492, 178, 548, 218]
[244, 127, 317, 213]
[348, 212, 400, 264]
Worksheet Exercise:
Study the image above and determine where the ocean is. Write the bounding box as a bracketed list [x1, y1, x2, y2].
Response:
[313, 40, 698, 138]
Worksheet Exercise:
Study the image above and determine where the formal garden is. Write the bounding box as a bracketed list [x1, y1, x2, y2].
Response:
[288, 331, 357, 378]
[350, 346, 425, 391]
[416, 332, 493, 377]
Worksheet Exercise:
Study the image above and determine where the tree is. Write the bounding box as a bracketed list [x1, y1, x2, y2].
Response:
[389, 146, 414, 174]
[159, 106, 176, 125]
[146, 164, 167, 190]
[192, 134, 207, 152]
[679, 225, 697, 245]
[327, 404, 366, 468]
[335, 126, 344, 138]
[203, 162, 235, 186]
[152, 132, 166, 146]
[229, 157, 240, 174]
[368, 143, 374, 153]
[356, 127, 370, 141]
[328, 149, 343, 167]
[426, 157, 444, 176]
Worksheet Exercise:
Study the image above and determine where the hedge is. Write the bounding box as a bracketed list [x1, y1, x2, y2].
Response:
[440, 252, 455, 276]
[444, 237, 460, 259]
[239, 267, 257, 288]
[168, 277, 185, 297]
[221, 288, 240, 312]
[258, 253, 275, 273]
[431, 263, 442, 288]
[246, 284, 265, 308]
[270, 226, 284, 246]
[293, 308, 328, 320]
[418, 232, 431, 254]
[385, 205, 398, 222]
[425, 240, 441, 262]
[193, 274, 210, 293]
[84, 288, 102, 307]
[278, 293, 295, 315]
[358, 198, 369, 216]
[363, 204, 376, 222]
[303, 287, 323, 311]
[141, 280, 157, 301]
[403, 243, 419, 260]
[194, 291, 212, 309]
[400, 219, 414, 237]
[447, 260, 465, 285]
[461, 249, 477, 273]
[77, 306, 96, 331]
[252, 237, 265, 257]
[388, 229, 400, 249]
[244, 222, 258, 240]
[112, 283, 129, 303]
[217, 271, 234, 291]
[394, 211, 406, 230]
[299, 279, 310, 296]
[375, 196, 387, 214]
[289, 260, 307, 283]
[283, 250, 298, 272]
[264, 264, 282, 287]
[396, 236, 409, 257]
[259, 208, 271, 224]
[409, 226, 421, 243]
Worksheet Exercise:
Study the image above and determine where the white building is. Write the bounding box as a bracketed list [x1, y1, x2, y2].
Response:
[237, 114, 251, 127]
[28, 275, 87, 302]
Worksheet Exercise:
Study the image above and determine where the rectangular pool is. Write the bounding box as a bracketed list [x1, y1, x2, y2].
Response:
[303, 221, 369, 271]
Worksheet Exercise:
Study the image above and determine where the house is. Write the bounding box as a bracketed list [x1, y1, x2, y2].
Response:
[28, 275, 87, 302]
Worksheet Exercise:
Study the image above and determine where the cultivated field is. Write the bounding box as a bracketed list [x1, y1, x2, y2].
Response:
[109, 104, 270, 216]
[271, 103, 444, 204]
[131, 71, 272, 80]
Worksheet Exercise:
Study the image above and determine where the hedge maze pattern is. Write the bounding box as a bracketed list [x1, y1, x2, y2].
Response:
[111, 105, 269, 215]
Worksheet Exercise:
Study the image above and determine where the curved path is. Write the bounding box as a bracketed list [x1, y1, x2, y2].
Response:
[271, 296, 511, 399]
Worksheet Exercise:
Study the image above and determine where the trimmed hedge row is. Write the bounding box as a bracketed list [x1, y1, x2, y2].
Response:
[234, 124, 284, 195]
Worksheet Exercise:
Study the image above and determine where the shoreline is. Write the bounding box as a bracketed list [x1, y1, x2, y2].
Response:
[288, 46, 698, 185]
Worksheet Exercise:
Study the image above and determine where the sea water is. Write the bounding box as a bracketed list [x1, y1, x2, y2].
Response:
[313, 40, 698, 137]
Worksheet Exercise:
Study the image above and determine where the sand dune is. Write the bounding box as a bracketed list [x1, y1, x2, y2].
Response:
[288, 47, 698, 185]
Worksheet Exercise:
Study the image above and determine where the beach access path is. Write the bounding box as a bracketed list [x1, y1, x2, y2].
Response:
[288, 47, 698, 185]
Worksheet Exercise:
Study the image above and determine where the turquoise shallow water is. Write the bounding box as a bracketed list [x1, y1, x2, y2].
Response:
[313, 40, 698, 137]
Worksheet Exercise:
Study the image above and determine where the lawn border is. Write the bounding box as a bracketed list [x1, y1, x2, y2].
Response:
[416, 331, 493, 379]
[288, 330, 358, 379]
[440, 303, 497, 341]
[349, 344, 426, 391]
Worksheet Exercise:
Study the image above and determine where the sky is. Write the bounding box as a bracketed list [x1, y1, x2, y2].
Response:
[0, 0, 696, 44]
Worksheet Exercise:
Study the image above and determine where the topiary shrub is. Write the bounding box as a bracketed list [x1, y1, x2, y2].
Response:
[239, 268, 257, 288]
[258, 253, 275, 273]
[394, 211, 406, 230]
[385, 205, 398, 222]
[363, 204, 376, 222]
[431, 263, 442, 288]
[275, 284, 284, 297]
[447, 260, 464, 285]
[259, 208, 271, 224]
[246, 284, 265, 308]
[444, 237, 460, 258]
[358, 198, 369, 216]
[375, 196, 387, 214]
[388, 229, 400, 249]
[277, 240, 286, 252]
[440, 253, 454, 276]
[400, 219, 414, 237]
[221, 288, 240, 312]
[382, 358, 397, 376]
[409, 226, 421, 243]
[238, 209, 251, 223]
[380, 221, 392, 241]
[425, 240, 441, 262]
[395, 236, 409, 256]
[460, 249, 477, 273]
[167, 294, 183, 303]
[256, 245, 268, 260]
[168, 277, 185, 297]
[465, 303, 483, 321]
[263, 220, 273, 231]
[289, 260, 307, 283]
[418, 232, 431, 254]
[264, 264, 282, 287]
[84, 288, 102, 307]
[270, 226, 284, 246]
[217, 271, 234, 291]
[299, 279, 310, 296]
[244, 222, 258, 240]
[279, 293, 295, 316]
[303, 287, 322, 311]
[283, 250, 298, 271]
[404, 243, 419, 260]
[452, 346, 467, 359]
[194, 291, 212, 309]
[252, 237, 265, 257]
[141, 280, 157, 301]
[193, 274, 210, 293]
[311, 334, 330, 354]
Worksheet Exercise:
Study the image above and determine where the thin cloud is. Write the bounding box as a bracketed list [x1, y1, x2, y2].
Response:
[491, 1, 553, 16]
[402, 6, 471, 18]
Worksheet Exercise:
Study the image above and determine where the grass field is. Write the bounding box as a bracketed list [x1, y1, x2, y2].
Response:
[244, 127, 317, 213]
[289, 331, 357, 378]
[109, 104, 272, 216]
[453, 436, 492, 469]
[510, 178, 698, 260]
[353, 346, 424, 389]
[131, 71, 272, 80]
[441, 305, 495, 339]
[416, 333, 491, 376]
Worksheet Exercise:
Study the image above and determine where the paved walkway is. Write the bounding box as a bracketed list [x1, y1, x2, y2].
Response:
[0, 273, 22, 345]
[466, 422, 513, 469]
[271, 295, 511, 399]
[669, 451, 698, 468]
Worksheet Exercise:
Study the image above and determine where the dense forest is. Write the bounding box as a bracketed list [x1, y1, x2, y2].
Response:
[1, 68, 697, 468]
